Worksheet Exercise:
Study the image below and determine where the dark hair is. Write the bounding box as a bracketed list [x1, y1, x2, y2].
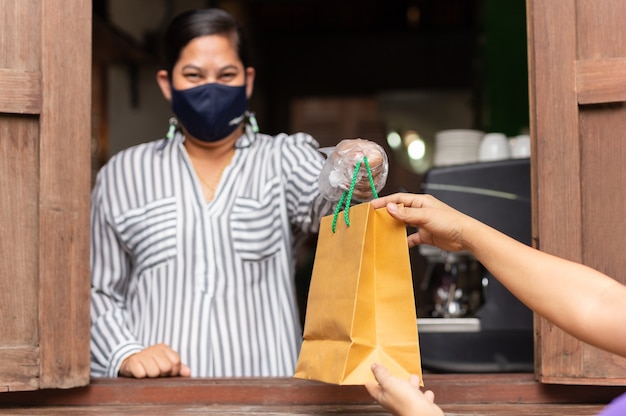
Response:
[160, 8, 250, 76]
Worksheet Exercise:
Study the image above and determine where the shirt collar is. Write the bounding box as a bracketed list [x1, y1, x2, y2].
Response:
[169, 123, 257, 150]
[235, 124, 257, 148]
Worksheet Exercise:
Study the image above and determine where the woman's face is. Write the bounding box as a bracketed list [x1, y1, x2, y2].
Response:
[157, 34, 255, 100]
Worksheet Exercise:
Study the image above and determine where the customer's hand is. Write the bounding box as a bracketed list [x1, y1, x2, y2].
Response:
[119, 343, 191, 378]
[319, 138, 388, 202]
[371, 193, 474, 252]
[366, 364, 444, 416]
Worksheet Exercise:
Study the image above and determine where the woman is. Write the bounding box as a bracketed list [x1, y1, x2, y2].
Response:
[90, 8, 386, 379]
[365, 193, 626, 416]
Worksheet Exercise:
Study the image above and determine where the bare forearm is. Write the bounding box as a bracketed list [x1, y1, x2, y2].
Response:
[371, 194, 626, 357]
[462, 217, 626, 357]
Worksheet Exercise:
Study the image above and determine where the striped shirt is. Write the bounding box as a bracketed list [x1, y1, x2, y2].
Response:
[90, 126, 332, 377]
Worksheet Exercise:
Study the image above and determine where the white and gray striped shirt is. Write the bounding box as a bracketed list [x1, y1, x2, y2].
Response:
[90, 126, 332, 377]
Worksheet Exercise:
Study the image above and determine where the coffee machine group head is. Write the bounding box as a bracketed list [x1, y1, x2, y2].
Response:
[419, 245, 485, 319]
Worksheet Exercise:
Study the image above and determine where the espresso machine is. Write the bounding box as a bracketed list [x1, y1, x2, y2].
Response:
[416, 158, 534, 372]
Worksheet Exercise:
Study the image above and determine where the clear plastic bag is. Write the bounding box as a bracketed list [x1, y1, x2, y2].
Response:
[318, 138, 389, 202]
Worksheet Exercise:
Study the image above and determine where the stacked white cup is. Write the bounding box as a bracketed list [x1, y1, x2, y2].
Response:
[510, 134, 531, 158]
[433, 129, 484, 167]
[478, 132, 510, 162]
[434, 130, 530, 167]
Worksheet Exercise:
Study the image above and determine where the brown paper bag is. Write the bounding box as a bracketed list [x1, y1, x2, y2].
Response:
[294, 201, 423, 385]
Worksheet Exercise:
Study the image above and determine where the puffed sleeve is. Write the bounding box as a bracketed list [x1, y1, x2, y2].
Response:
[278, 132, 334, 236]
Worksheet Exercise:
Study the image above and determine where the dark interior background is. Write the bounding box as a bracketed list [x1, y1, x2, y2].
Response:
[93, 0, 529, 139]
[92, 0, 530, 319]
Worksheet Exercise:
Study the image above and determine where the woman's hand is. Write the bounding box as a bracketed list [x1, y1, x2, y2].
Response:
[319, 138, 388, 202]
[366, 364, 444, 416]
[119, 343, 191, 378]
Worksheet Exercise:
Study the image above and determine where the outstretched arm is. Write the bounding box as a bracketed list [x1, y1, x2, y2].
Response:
[371, 193, 626, 358]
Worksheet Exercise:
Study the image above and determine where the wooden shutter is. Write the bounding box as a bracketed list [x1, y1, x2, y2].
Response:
[528, 0, 626, 385]
[0, 0, 91, 391]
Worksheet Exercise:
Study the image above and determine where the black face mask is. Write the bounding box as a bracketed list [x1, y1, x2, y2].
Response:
[171, 82, 247, 142]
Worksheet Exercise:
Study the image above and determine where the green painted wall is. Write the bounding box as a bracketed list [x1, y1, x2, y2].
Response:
[479, 0, 529, 136]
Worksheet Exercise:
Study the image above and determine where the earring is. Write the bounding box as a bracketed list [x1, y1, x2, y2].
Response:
[166, 117, 178, 140]
[247, 111, 259, 133]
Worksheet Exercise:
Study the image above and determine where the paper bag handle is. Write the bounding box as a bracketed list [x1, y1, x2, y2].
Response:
[331, 156, 378, 233]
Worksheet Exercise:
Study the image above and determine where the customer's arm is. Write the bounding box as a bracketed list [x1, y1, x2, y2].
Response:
[371, 193, 626, 358]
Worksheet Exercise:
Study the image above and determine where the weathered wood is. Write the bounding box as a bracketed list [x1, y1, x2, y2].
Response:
[0, 117, 39, 345]
[0, 375, 621, 415]
[576, 102, 626, 381]
[0, 0, 43, 393]
[527, 0, 585, 382]
[0, 0, 41, 68]
[0, 347, 39, 392]
[577, 59, 626, 104]
[38, 0, 92, 389]
[0, 0, 91, 391]
[527, 0, 626, 385]
[0, 69, 42, 114]
[0, 375, 623, 406]
[0, 116, 41, 391]
[0, 403, 610, 415]
[576, 1, 626, 106]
